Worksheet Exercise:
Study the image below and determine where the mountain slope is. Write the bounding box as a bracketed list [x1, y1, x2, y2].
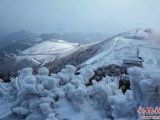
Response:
[45, 28, 160, 73]
[0, 28, 160, 120]
[16, 40, 79, 64]
[0, 40, 81, 76]
[1, 28, 160, 78]
[0, 30, 42, 57]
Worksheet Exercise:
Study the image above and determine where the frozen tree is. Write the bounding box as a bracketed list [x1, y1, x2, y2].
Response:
[128, 67, 144, 102]
[139, 74, 160, 107]
[40, 103, 52, 115]
[19, 68, 33, 77]
[46, 113, 58, 120]
[1, 65, 158, 120]
[89, 83, 109, 110]
[38, 67, 49, 76]
[13, 106, 29, 115]
[44, 77, 57, 90]
[78, 67, 94, 83]
[57, 65, 76, 85]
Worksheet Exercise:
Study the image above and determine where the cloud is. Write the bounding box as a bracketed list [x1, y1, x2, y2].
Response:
[0, 0, 160, 34]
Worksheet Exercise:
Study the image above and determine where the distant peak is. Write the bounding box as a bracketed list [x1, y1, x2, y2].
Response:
[55, 40, 67, 43]
[120, 28, 160, 40]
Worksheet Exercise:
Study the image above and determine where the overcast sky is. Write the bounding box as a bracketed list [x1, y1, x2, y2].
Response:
[0, 0, 160, 34]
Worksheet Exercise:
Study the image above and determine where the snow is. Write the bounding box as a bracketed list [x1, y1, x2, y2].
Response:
[0, 62, 160, 120]
[0, 99, 12, 119]
[13, 106, 29, 115]
[44, 77, 56, 90]
[16, 40, 79, 64]
[0, 65, 123, 120]
[78, 67, 94, 84]
[128, 67, 144, 102]
[82, 35, 160, 71]
[38, 67, 49, 75]
[40, 103, 52, 115]
[0, 28, 160, 120]
[124, 56, 142, 62]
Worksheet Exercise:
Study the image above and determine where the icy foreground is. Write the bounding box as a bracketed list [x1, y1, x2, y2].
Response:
[0, 65, 160, 120]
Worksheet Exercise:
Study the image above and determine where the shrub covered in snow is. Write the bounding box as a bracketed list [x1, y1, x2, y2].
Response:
[0, 65, 159, 120]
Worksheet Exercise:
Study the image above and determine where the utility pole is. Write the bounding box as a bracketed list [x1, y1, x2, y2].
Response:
[137, 46, 140, 57]
[59, 31, 61, 40]
[58, 27, 62, 40]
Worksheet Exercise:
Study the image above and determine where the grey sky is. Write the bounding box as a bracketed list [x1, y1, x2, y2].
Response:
[0, 0, 160, 34]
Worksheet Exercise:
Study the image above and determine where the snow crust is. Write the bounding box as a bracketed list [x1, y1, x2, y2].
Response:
[0, 65, 159, 120]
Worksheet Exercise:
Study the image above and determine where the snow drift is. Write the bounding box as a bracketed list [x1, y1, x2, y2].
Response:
[0, 65, 160, 120]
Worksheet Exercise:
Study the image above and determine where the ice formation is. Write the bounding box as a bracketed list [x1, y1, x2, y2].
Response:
[0, 65, 159, 120]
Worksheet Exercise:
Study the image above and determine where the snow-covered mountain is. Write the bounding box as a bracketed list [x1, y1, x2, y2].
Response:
[0, 30, 42, 57]
[83, 34, 160, 71]
[1, 28, 160, 76]
[45, 28, 160, 73]
[0, 40, 83, 77]
[17, 40, 79, 64]
[0, 31, 106, 58]
[0, 28, 160, 120]
[121, 28, 160, 43]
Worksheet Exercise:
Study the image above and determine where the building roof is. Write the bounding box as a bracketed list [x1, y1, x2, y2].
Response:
[124, 56, 143, 62]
